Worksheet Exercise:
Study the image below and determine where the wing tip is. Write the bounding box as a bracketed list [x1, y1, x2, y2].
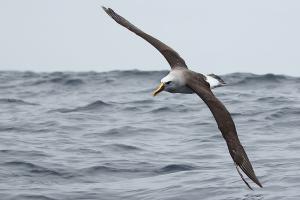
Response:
[236, 164, 263, 190]
[101, 6, 108, 12]
[253, 178, 263, 188]
[233, 148, 263, 189]
[239, 163, 263, 189]
[251, 176, 263, 188]
[101, 6, 114, 15]
[256, 179, 263, 188]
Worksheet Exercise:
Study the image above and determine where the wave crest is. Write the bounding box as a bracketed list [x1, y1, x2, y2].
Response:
[0, 98, 38, 105]
[156, 164, 195, 174]
[229, 73, 290, 86]
[53, 100, 111, 113]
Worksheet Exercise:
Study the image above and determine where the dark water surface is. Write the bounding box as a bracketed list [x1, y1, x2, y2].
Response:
[0, 71, 300, 200]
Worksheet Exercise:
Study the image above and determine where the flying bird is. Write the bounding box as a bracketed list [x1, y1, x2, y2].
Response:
[102, 6, 262, 190]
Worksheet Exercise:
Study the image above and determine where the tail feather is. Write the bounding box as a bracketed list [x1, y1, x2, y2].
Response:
[207, 74, 226, 85]
[205, 74, 226, 89]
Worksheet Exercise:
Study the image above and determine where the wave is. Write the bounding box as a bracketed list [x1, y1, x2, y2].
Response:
[228, 73, 291, 86]
[150, 106, 174, 113]
[256, 96, 295, 104]
[102, 126, 137, 137]
[81, 163, 195, 176]
[32, 78, 84, 86]
[2, 70, 298, 78]
[12, 195, 58, 200]
[64, 78, 84, 86]
[101, 126, 156, 138]
[106, 71, 296, 84]
[0, 149, 48, 157]
[2, 71, 298, 89]
[121, 106, 142, 112]
[155, 164, 196, 174]
[149, 105, 190, 113]
[52, 100, 111, 113]
[266, 106, 300, 119]
[81, 165, 146, 175]
[0, 98, 38, 105]
[126, 99, 155, 104]
[102, 143, 143, 151]
[3, 161, 69, 177]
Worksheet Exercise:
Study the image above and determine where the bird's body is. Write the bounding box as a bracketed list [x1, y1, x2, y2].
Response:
[160, 69, 226, 93]
[102, 6, 262, 190]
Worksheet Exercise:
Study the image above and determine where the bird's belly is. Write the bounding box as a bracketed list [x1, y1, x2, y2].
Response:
[170, 85, 194, 94]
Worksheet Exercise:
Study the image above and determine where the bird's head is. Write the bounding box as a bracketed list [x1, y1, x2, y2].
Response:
[152, 73, 178, 96]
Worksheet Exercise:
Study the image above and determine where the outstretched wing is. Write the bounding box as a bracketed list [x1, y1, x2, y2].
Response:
[102, 7, 188, 69]
[186, 74, 263, 189]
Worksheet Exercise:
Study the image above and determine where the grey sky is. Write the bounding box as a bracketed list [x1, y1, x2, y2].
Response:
[0, 0, 299, 76]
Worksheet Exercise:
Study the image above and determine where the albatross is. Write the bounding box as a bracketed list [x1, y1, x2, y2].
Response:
[102, 7, 263, 189]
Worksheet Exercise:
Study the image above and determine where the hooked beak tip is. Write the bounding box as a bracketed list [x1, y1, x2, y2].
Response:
[152, 83, 165, 96]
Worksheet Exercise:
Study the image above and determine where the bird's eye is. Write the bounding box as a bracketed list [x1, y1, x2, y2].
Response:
[166, 81, 172, 85]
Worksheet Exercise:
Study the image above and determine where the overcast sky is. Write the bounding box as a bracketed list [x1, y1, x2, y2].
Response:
[0, 0, 299, 76]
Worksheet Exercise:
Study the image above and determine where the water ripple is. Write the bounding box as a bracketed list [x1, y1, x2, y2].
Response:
[52, 100, 112, 113]
[0, 71, 299, 200]
[0, 98, 38, 105]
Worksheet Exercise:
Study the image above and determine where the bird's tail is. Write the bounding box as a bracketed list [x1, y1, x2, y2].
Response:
[206, 74, 226, 89]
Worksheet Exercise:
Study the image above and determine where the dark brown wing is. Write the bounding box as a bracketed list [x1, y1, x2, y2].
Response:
[186, 73, 263, 189]
[102, 7, 188, 69]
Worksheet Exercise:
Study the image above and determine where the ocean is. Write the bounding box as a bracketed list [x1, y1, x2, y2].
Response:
[0, 70, 299, 200]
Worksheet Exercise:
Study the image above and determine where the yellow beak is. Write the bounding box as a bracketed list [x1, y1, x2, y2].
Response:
[152, 82, 165, 96]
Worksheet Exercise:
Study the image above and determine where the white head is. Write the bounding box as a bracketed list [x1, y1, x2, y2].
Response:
[153, 71, 184, 96]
